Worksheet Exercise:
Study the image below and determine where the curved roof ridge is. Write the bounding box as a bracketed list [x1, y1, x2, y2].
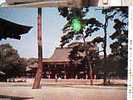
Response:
[43, 47, 72, 63]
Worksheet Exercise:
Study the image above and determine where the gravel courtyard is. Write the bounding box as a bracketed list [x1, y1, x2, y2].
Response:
[0, 85, 127, 100]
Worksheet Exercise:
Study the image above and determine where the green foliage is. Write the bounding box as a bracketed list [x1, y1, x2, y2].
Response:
[71, 17, 83, 32]
[58, 8, 102, 47]
[68, 40, 100, 68]
[109, 7, 128, 78]
[69, 44, 84, 63]
[91, 37, 104, 43]
[0, 44, 27, 78]
[59, 7, 128, 79]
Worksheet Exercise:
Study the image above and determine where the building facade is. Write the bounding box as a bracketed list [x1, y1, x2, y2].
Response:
[27, 46, 98, 79]
[5, 0, 133, 6]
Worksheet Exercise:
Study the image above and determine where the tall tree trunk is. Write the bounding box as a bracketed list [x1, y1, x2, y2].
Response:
[82, 33, 93, 85]
[32, 8, 43, 89]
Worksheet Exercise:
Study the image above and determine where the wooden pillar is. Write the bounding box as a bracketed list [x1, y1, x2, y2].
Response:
[54, 64, 58, 82]
[64, 64, 66, 79]
[75, 74, 78, 79]
[54, 64, 57, 78]
[32, 8, 43, 89]
[86, 74, 88, 79]
[47, 64, 50, 79]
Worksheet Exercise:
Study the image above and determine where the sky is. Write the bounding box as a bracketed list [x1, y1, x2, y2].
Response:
[0, 7, 116, 58]
[0, 0, 5, 4]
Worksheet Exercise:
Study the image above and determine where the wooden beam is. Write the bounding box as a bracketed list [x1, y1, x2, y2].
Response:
[7, 0, 83, 8]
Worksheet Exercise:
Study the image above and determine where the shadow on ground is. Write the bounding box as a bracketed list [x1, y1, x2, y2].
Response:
[0, 95, 33, 100]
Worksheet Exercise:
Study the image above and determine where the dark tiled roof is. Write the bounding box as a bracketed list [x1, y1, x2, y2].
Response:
[43, 47, 72, 63]
[0, 18, 32, 40]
